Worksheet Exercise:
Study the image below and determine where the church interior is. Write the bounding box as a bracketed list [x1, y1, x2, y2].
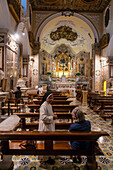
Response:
[0, 0, 113, 169]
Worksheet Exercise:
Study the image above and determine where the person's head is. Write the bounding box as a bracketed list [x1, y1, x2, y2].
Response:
[17, 86, 20, 90]
[71, 108, 85, 122]
[41, 92, 53, 105]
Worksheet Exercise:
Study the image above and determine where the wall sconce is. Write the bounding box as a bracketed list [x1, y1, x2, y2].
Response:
[96, 70, 100, 76]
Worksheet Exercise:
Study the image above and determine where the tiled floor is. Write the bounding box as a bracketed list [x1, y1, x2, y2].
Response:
[7, 98, 113, 169]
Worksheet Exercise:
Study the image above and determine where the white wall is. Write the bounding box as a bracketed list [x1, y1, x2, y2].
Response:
[0, 0, 11, 31]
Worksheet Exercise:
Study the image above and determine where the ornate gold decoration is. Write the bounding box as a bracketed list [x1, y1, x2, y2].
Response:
[8, 0, 21, 23]
[50, 26, 77, 41]
[28, 31, 34, 48]
[100, 33, 110, 49]
[41, 0, 59, 4]
[82, 0, 98, 4]
[56, 53, 69, 72]
[29, 0, 111, 12]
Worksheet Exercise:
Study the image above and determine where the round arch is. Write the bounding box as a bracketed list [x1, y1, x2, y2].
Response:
[35, 12, 99, 42]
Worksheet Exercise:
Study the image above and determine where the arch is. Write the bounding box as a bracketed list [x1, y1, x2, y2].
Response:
[35, 12, 99, 42]
[107, 35, 113, 57]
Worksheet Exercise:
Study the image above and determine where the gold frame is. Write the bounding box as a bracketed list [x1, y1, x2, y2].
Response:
[101, 33, 109, 49]
[79, 63, 85, 75]
[0, 46, 4, 70]
[110, 65, 113, 78]
[41, 62, 47, 75]
[56, 53, 69, 73]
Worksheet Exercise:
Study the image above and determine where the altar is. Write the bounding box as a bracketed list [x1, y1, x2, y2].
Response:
[51, 82, 75, 96]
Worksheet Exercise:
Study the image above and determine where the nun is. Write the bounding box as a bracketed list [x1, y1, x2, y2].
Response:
[38, 92, 57, 165]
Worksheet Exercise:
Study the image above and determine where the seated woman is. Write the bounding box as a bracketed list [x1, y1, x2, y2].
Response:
[69, 108, 91, 163]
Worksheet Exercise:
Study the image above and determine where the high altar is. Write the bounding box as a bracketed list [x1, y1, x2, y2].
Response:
[39, 44, 90, 94]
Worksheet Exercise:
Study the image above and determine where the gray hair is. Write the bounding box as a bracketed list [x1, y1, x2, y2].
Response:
[72, 108, 85, 122]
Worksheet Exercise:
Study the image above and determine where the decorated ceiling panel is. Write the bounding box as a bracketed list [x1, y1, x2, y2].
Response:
[39, 16, 94, 54]
[29, 0, 111, 12]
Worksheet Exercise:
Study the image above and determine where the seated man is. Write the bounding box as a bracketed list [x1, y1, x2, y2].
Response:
[69, 108, 91, 163]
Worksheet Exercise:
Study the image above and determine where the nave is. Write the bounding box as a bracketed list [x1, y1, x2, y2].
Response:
[0, 97, 113, 170]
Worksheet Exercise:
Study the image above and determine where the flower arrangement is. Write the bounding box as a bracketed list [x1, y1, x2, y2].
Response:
[75, 72, 81, 76]
[46, 72, 51, 75]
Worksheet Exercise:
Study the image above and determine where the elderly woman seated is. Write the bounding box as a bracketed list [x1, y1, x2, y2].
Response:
[69, 108, 91, 163]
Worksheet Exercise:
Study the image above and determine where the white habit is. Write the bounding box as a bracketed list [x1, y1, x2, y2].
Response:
[38, 101, 55, 131]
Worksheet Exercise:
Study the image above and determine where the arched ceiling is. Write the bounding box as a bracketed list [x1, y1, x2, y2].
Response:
[39, 16, 95, 54]
[29, 0, 111, 12]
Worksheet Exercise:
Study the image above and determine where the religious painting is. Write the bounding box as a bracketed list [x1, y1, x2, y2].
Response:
[56, 53, 69, 72]
[79, 64, 85, 75]
[50, 26, 77, 41]
[110, 65, 113, 78]
[100, 33, 109, 49]
[23, 64, 28, 77]
[42, 62, 47, 75]
[0, 47, 4, 70]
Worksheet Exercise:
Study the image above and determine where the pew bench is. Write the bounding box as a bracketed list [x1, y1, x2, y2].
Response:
[0, 131, 109, 170]
[35, 96, 69, 100]
[100, 114, 113, 125]
[28, 104, 77, 112]
[14, 112, 73, 130]
[33, 99, 72, 105]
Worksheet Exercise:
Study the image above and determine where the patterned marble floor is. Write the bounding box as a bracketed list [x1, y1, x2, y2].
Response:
[12, 98, 113, 169]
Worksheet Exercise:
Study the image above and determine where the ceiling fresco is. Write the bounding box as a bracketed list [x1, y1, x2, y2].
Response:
[29, 0, 111, 12]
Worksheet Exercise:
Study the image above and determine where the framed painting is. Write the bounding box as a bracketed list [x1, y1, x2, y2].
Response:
[41, 62, 47, 75]
[110, 65, 113, 78]
[0, 46, 4, 70]
[56, 53, 69, 72]
[79, 64, 85, 75]
[23, 64, 28, 77]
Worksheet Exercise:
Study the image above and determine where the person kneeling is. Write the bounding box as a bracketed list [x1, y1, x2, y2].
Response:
[69, 108, 91, 163]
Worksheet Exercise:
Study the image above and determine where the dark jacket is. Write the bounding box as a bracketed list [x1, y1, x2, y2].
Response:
[12, 89, 21, 99]
[69, 120, 91, 150]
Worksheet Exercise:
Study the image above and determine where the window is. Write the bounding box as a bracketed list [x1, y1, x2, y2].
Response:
[21, 0, 27, 15]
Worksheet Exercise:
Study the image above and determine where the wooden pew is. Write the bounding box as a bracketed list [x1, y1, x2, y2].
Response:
[28, 104, 78, 112]
[87, 92, 99, 106]
[0, 130, 109, 170]
[1, 98, 23, 116]
[100, 114, 113, 125]
[14, 112, 73, 130]
[35, 96, 69, 100]
[33, 99, 72, 105]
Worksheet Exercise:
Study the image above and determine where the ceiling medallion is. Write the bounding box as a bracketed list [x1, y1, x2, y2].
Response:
[41, 0, 59, 4]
